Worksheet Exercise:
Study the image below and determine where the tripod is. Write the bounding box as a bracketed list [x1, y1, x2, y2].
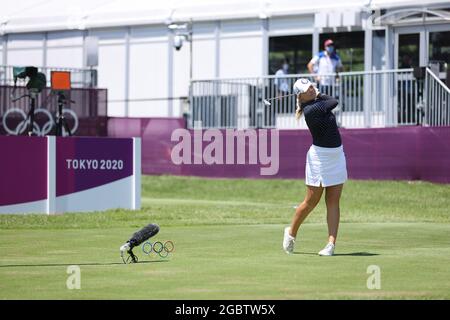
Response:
[11, 89, 40, 136]
[55, 92, 74, 137]
[26, 90, 38, 136]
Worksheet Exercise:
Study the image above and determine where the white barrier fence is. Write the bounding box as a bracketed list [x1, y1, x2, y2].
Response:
[189, 68, 449, 129]
[425, 67, 450, 126]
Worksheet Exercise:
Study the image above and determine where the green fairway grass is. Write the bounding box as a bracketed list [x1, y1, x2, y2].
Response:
[0, 176, 449, 299]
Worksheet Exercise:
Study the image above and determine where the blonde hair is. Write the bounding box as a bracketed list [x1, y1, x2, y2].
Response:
[295, 95, 303, 120]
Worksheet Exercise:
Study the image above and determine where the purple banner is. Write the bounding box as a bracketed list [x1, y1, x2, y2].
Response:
[107, 118, 450, 184]
[108, 117, 184, 176]
[0, 136, 47, 206]
[56, 137, 133, 197]
[417, 126, 450, 183]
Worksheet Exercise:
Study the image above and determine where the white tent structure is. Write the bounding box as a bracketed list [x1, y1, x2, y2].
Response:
[0, 0, 448, 33]
[1, 0, 449, 117]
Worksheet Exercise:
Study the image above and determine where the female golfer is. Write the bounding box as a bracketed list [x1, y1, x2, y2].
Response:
[282, 78, 347, 256]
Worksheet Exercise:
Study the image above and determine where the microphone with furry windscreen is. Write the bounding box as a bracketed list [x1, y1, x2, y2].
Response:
[120, 223, 160, 263]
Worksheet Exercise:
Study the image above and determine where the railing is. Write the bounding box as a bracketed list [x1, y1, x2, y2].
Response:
[424, 67, 450, 126]
[188, 68, 447, 129]
[0, 65, 97, 88]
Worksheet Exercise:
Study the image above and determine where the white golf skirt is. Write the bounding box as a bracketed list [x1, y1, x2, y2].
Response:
[305, 144, 348, 187]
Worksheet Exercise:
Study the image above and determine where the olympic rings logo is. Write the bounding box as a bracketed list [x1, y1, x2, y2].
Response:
[122, 240, 175, 264]
[2, 107, 79, 136]
[142, 240, 174, 258]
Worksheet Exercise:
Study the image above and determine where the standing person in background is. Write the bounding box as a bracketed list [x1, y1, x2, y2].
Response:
[307, 39, 343, 96]
[273, 58, 291, 114]
[274, 58, 290, 96]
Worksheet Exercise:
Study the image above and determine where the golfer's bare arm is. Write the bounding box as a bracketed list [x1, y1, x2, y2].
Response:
[307, 61, 314, 74]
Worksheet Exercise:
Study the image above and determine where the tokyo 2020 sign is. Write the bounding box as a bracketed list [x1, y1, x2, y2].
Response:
[0, 136, 141, 214]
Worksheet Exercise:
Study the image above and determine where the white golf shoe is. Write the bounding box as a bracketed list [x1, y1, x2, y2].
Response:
[282, 227, 296, 254]
[318, 242, 335, 256]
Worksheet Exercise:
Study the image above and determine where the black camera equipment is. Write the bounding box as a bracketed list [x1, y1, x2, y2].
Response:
[51, 71, 74, 137]
[54, 91, 75, 136]
[120, 223, 160, 263]
[10, 66, 47, 136]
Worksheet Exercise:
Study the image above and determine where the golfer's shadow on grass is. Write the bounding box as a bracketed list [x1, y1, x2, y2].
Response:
[0, 260, 168, 268]
[293, 252, 379, 256]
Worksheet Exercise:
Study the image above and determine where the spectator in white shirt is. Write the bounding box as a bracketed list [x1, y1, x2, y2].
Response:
[274, 59, 290, 95]
[307, 39, 343, 96]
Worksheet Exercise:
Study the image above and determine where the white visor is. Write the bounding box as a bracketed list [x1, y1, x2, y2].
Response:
[293, 78, 313, 95]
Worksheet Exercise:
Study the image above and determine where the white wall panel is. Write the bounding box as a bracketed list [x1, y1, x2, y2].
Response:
[129, 42, 168, 99]
[128, 101, 169, 117]
[97, 44, 126, 116]
[128, 41, 168, 117]
[7, 49, 43, 67]
[173, 41, 190, 98]
[46, 47, 83, 68]
[0, 38, 3, 65]
[7, 33, 45, 49]
[130, 25, 167, 43]
[192, 39, 216, 79]
[221, 19, 261, 37]
[220, 36, 262, 77]
[47, 31, 84, 47]
[108, 101, 127, 117]
[269, 15, 315, 36]
[193, 22, 217, 39]
[90, 29, 127, 45]
[191, 21, 217, 79]
[172, 99, 187, 117]
[219, 19, 263, 78]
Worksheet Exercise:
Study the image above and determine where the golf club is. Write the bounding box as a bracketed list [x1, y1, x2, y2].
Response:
[263, 93, 297, 106]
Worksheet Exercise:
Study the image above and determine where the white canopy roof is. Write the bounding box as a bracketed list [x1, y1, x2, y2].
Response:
[0, 0, 448, 34]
